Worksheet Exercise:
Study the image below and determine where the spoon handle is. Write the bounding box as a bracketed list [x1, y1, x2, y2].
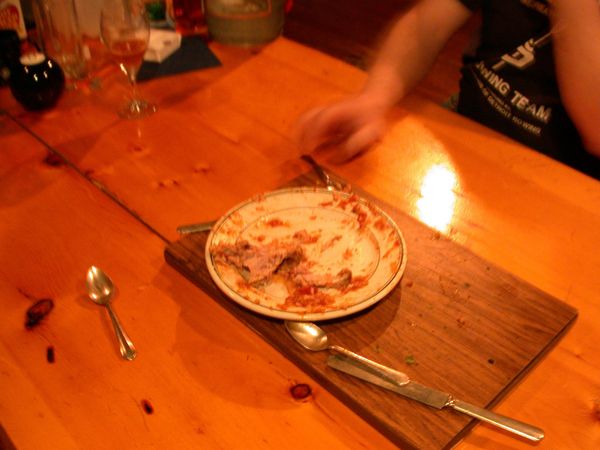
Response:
[329, 345, 409, 386]
[106, 304, 137, 360]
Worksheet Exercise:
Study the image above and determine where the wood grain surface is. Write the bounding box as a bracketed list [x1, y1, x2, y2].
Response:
[2, 36, 599, 450]
[165, 172, 577, 449]
[0, 115, 399, 450]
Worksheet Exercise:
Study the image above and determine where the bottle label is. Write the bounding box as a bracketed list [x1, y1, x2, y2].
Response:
[207, 0, 272, 20]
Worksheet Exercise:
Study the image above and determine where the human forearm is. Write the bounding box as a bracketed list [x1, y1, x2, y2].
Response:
[363, 0, 472, 108]
[294, 0, 473, 160]
[550, 0, 600, 156]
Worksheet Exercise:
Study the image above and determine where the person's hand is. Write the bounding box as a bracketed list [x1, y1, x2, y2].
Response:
[295, 93, 390, 162]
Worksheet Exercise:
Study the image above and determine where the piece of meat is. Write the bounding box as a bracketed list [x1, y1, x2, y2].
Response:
[290, 266, 352, 290]
[211, 230, 358, 314]
[212, 239, 304, 284]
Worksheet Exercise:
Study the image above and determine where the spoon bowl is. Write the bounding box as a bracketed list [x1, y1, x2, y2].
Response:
[86, 266, 136, 361]
[86, 266, 115, 306]
[284, 321, 329, 351]
[284, 320, 409, 385]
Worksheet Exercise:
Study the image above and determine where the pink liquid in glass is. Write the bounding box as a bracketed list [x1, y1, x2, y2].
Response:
[172, 0, 206, 35]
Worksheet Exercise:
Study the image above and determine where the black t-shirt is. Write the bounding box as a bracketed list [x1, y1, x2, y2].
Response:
[456, 0, 600, 178]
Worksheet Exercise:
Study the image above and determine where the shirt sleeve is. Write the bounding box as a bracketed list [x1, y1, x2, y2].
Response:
[456, 0, 481, 11]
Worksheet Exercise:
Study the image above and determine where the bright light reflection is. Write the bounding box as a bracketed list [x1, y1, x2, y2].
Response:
[416, 164, 457, 233]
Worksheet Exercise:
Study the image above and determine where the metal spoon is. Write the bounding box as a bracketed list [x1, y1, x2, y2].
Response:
[86, 266, 137, 361]
[284, 321, 409, 386]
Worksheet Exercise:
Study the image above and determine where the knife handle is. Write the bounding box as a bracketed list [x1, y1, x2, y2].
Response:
[329, 345, 410, 386]
[176, 220, 216, 234]
[450, 399, 544, 442]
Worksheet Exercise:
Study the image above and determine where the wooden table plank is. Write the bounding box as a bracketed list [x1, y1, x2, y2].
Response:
[0, 116, 396, 450]
[2, 37, 600, 449]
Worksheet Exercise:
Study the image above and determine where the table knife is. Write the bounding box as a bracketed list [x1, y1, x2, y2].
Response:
[327, 354, 544, 442]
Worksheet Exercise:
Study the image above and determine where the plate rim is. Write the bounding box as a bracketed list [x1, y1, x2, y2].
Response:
[204, 187, 407, 321]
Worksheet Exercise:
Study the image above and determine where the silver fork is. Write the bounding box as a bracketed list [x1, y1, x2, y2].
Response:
[300, 154, 344, 191]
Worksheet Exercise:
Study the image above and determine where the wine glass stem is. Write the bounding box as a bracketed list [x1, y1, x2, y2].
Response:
[124, 66, 137, 98]
[130, 77, 139, 101]
[119, 63, 140, 100]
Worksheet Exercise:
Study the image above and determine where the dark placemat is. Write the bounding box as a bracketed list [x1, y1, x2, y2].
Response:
[164, 172, 577, 449]
[138, 36, 221, 82]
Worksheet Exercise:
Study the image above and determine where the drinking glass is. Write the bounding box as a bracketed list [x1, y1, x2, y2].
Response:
[100, 0, 156, 119]
[32, 0, 89, 83]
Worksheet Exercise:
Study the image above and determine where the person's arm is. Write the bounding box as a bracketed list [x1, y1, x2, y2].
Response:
[362, 0, 473, 109]
[550, 0, 600, 157]
[296, 0, 473, 161]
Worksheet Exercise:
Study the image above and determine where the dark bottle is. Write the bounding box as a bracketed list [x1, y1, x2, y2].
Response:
[0, 29, 21, 86]
[9, 52, 65, 110]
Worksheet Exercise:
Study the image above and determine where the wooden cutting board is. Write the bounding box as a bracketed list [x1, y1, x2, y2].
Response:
[164, 172, 577, 450]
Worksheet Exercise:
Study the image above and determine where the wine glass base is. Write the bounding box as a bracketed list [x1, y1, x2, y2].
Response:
[118, 99, 157, 119]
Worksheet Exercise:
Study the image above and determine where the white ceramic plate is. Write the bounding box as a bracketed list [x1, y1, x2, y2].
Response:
[205, 187, 407, 321]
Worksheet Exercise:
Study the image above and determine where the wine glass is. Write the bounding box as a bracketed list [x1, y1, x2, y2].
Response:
[100, 0, 156, 119]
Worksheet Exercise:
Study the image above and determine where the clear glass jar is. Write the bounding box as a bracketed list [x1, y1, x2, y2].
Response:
[32, 0, 88, 80]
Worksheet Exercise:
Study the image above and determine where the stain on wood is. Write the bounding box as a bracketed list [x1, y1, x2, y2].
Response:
[46, 345, 55, 363]
[25, 298, 54, 329]
[141, 399, 154, 415]
[290, 383, 312, 401]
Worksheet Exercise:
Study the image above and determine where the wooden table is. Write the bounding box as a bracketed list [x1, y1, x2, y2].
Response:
[1, 37, 599, 449]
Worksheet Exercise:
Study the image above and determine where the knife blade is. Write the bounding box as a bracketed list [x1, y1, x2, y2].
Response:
[327, 354, 544, 442]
